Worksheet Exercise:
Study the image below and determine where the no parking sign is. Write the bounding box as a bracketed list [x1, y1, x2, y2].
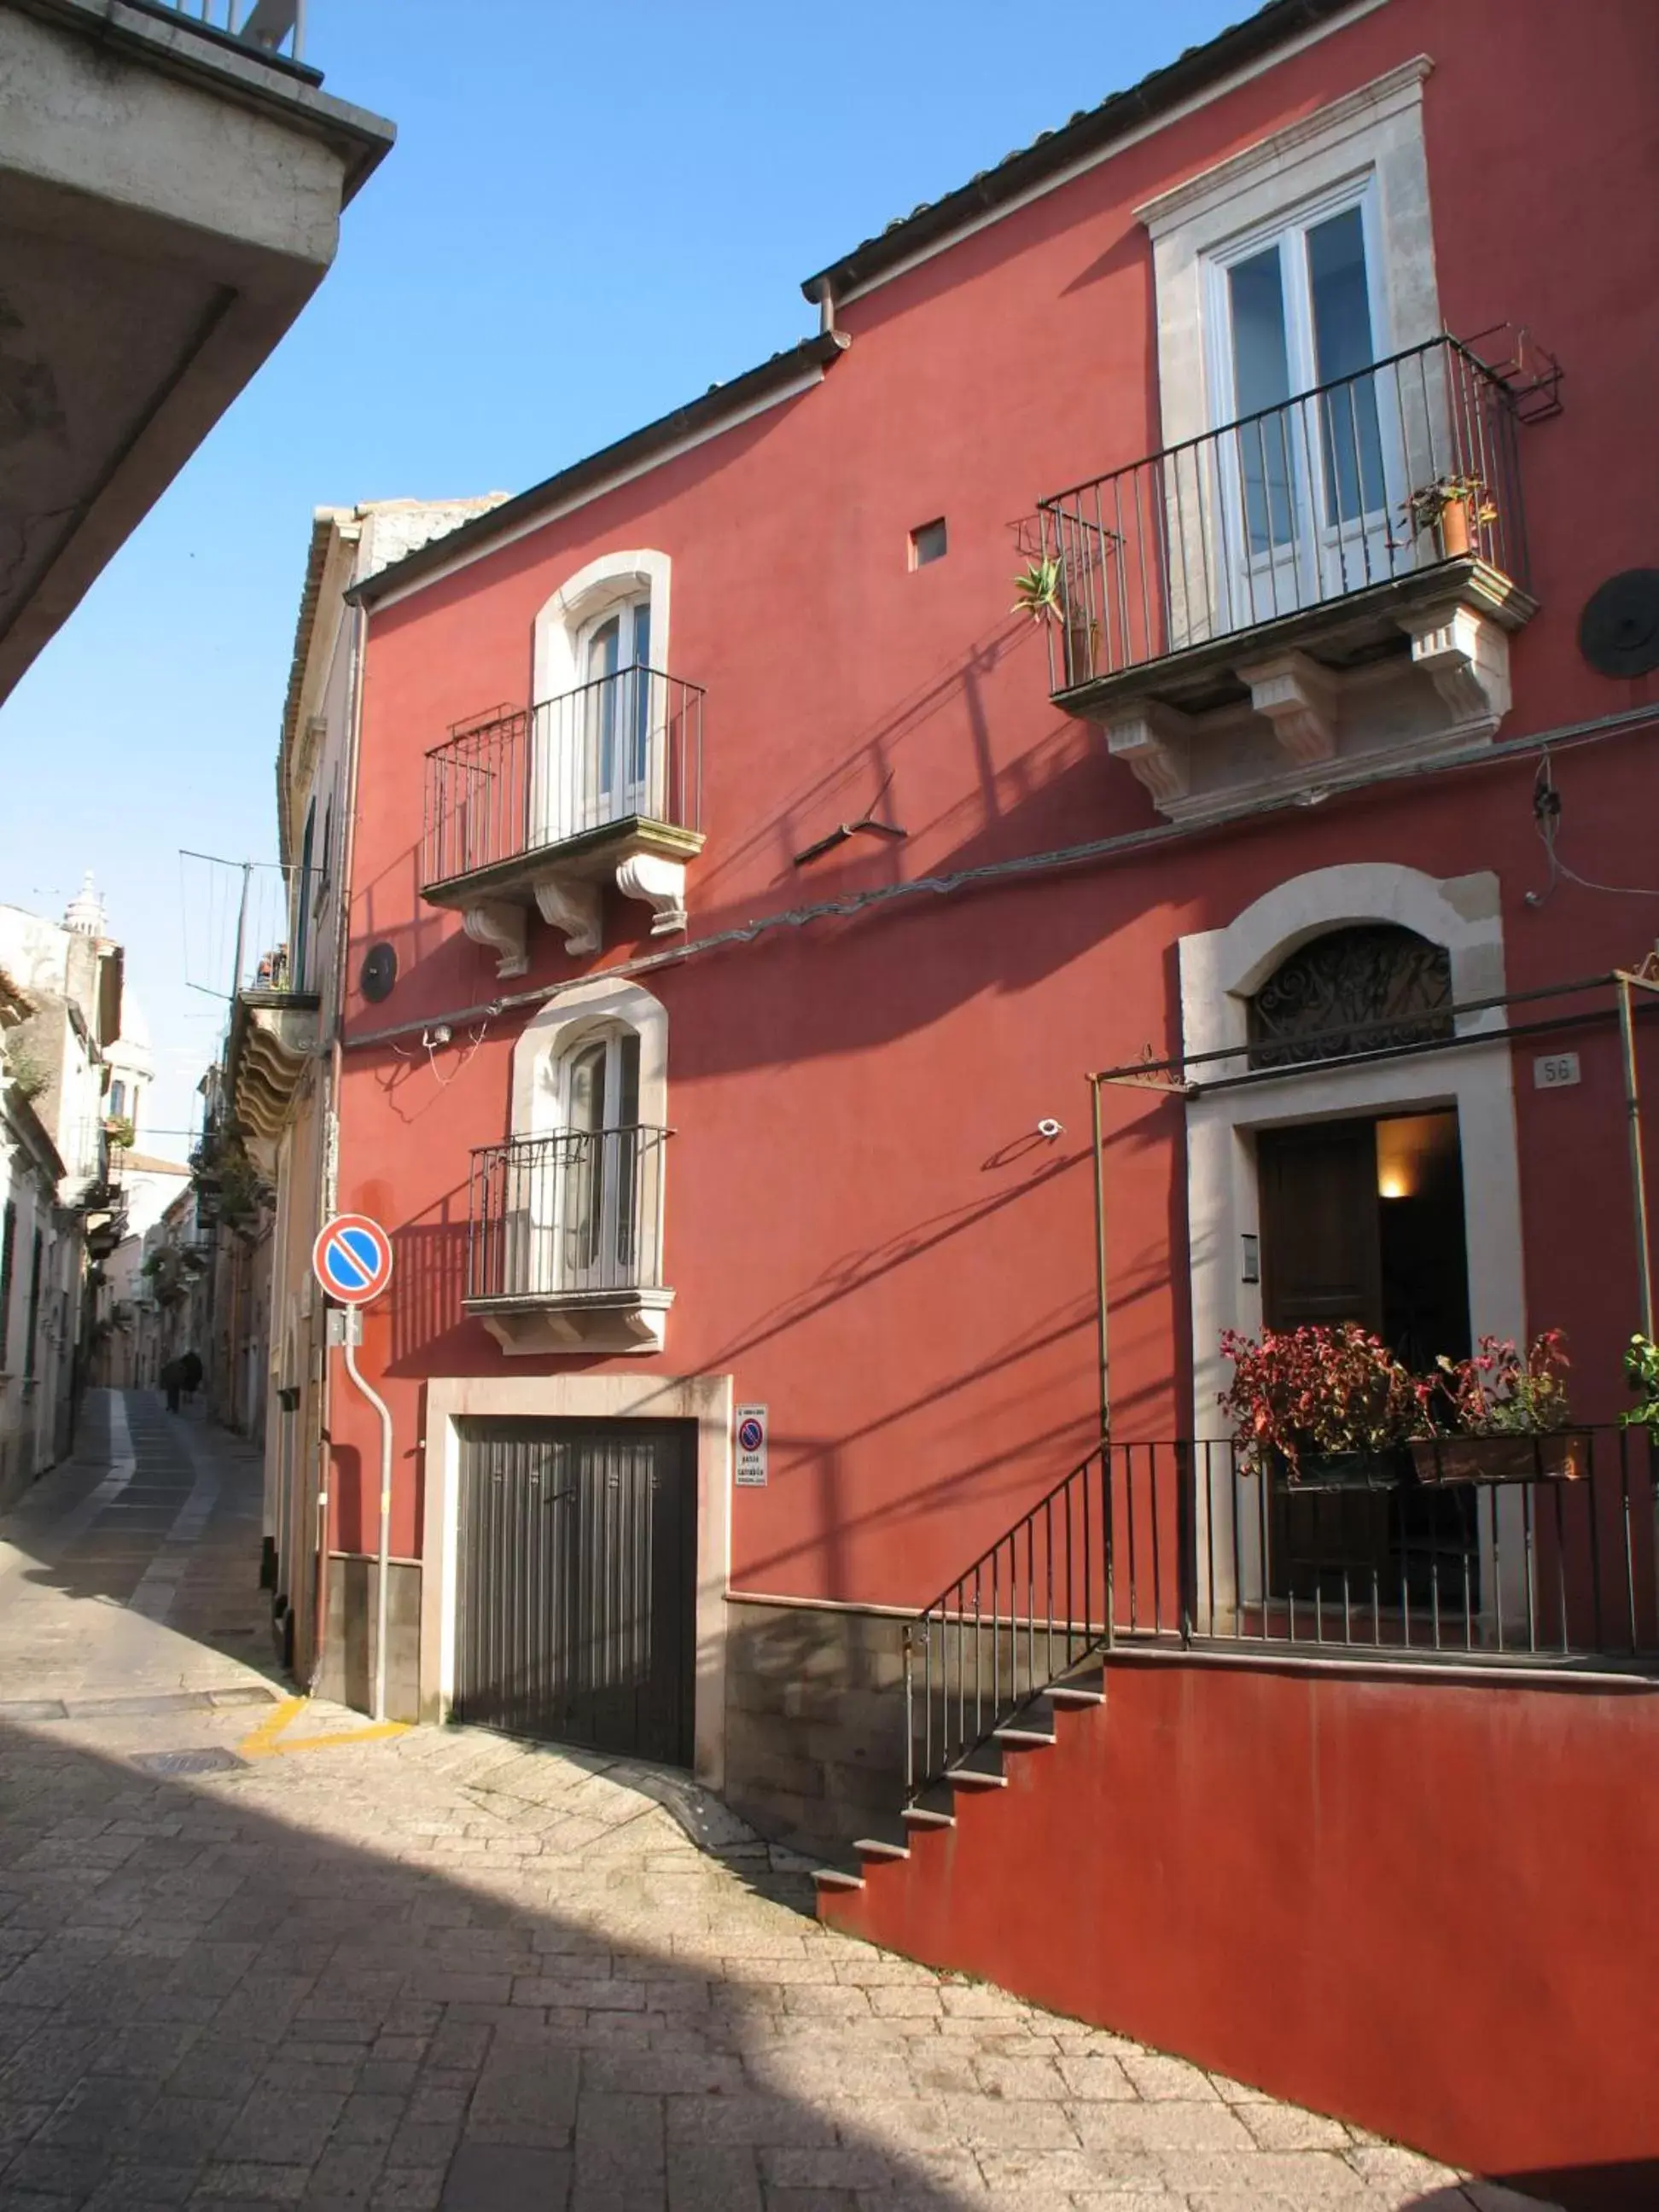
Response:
[311, 1214, 394, 1306]
[735, 1405, 768, 1487]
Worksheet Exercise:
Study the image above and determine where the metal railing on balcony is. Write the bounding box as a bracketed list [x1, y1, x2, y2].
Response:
[1037, 335, 1528, 694]
[466, 1126, 669, 1306]
[423, 671, 704, 894]
[140, 0, 306, 61]
[904, 1429, 1659, 1801]
[147, 0, 305, 59]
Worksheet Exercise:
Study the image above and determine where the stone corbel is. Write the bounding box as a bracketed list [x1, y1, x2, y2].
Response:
[1237, 651, 1339, 765]
[615, 853, 688, 936]
[533, 876, 602, 957]
[1398, 603, 1512, 725]
[1101, 705, 1193, 811]
[461, 901, 527, 979]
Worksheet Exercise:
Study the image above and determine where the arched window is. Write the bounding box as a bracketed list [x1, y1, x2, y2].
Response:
[108, 1080, 126, 1119]
[1247, 923, 1452, 1070]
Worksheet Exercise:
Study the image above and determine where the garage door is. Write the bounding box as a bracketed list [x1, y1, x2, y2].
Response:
[453, 1417, 696, 1766]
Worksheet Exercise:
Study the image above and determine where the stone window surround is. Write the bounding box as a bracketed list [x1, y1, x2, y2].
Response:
[1136, 56, 1441, 452]
[510, 973, 669, 1141]
[1178, 861, 1528, 1623]
[532, 546, 672, 711]
[419, 1370, 734, 1790]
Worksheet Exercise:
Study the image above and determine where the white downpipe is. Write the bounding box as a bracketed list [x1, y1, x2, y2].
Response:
[342, 1336, 393, 1722]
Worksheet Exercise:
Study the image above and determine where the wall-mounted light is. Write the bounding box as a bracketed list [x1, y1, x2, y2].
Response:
[1241, 1233, 1260, 1284]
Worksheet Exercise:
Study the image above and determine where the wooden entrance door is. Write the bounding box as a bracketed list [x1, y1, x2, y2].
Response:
[1256, 1120, 1390, 1600]
[1258, 1120, 1382, 1335]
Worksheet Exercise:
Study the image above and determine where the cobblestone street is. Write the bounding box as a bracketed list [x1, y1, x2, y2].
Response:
[0, 1394, 1550, 2210]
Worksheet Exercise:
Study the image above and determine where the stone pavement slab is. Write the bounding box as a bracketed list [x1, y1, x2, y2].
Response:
[0, 1397, 1561, 2210]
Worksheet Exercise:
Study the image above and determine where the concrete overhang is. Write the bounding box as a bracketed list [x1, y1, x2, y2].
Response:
[0, 0, 394, 702]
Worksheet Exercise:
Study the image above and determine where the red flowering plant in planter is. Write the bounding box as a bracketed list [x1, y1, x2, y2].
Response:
[1413, 1330, 1587, 1483]
[1220, 1324, 1432, 1488]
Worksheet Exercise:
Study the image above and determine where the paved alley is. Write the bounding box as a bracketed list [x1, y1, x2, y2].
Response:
[0, 1394, 1550, 2211]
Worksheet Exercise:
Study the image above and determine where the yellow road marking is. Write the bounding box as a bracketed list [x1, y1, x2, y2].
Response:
[239, 1694, 409, 1760]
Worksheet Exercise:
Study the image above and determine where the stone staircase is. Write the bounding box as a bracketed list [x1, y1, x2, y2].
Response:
[812, 1660, 1108, 1900]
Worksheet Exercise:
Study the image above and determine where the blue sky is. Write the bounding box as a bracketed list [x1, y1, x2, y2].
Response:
[0, 0, 1244, 1150]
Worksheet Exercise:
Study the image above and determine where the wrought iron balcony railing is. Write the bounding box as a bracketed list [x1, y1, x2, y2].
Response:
[466, 1126, 669, 1307]
[138, 0, 306, 64]
[905, 1429, 1658, 1802]
[1037, 335, 1528, 696]
[422, 671, 703, 896]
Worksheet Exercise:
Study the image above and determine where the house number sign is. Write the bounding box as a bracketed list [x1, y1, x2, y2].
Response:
[1534, 1052, 1581, 1090]
[735, 1406, 769, 1487]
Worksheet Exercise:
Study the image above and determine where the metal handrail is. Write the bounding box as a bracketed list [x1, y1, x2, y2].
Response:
[1036, 332, 1528, 693]
[422, 670, 703, 893]
[905, 1441, 1114, 1801]
[466, 1125, 670, 1304]
[903, 1426, 1659, 1802]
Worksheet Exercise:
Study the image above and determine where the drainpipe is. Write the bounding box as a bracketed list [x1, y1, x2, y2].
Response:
[806, 276, 837, 338]
[310, 550, 369, 1695]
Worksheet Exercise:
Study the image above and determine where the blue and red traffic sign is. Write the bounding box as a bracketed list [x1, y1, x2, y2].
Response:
[312, 1213, 394, 1307]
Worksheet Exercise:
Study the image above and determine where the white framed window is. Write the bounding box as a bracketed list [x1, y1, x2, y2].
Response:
[531, 551, 672, 846]
[1138, 59, 1438, 452]
[555, 1023, 643, 1284]
[1202, 177, 1398, 615]
[578, 595, 654, 823]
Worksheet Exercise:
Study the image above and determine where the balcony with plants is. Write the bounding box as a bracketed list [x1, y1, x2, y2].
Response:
[464, 1125, 672, 1355]
[1031, 335, 1547, 825]
[420, 669, 705, 976]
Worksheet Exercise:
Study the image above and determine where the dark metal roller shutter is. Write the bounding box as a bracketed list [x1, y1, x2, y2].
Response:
[454, 1417, 696, 1767]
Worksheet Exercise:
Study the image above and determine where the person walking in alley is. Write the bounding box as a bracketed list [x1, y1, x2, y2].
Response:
[178, 1348, 203, 1407]
[160, 1357, 183, 1414]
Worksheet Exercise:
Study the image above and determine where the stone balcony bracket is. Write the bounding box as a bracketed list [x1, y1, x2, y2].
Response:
[1085, 563, 1534, 828]
[445, 830, 701, 980]
[469, 1288, 674, 1357]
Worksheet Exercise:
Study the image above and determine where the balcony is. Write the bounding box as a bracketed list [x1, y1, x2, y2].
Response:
[226, 952, 320, 1167]
[422, 670, 704, 975]
[1037, 335, 1538, 824]
[464, 1126, 672, 1354]
[138, 2, 306, 67]
[0, 0, 390, 704]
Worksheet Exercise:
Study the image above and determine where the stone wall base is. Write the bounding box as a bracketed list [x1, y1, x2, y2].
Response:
[722, 1597, 908, 1854]
[315, 1553, 421, 1722]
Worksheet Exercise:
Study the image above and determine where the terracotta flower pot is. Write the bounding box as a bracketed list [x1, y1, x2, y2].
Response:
[1066, 613, 1102, 684]
[1437, 497, 1470, 559]
[1409, 1433, 1590, 1486]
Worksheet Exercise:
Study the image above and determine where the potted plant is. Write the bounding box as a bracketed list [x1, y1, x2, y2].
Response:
[1620, 1333, 1659, 1429]
[1401, 474, 1496, 562]
[1412, 1330, 1586, 1483]
[1220, 1324, 1430, 1490]
[1010, 556, 1062, 623]
[1012, 556, 1099, 683]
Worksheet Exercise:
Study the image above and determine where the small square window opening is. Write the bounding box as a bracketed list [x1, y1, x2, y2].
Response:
[909, 518, 947, 569]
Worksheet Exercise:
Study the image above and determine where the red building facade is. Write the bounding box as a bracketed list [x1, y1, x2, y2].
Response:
[312, 0, 1659, 2180]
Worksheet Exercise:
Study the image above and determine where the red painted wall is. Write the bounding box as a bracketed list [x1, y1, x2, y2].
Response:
[824, 1662, 1659, 2189]
[333, 0, 1659, 1604]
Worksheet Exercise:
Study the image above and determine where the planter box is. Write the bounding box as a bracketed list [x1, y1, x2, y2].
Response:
[1278, 1447, 1411, 1493]
[1409, 1433, 1591, 1486]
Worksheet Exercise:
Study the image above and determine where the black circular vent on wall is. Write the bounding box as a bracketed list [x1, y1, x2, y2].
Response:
[1579, 569, 1659, 678]
[359, 942, 398, 1003]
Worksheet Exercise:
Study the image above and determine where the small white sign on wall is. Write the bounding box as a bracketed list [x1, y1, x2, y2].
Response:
[1534, 1052, 1581, 1091]
[734, 1405, 769, 1487]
